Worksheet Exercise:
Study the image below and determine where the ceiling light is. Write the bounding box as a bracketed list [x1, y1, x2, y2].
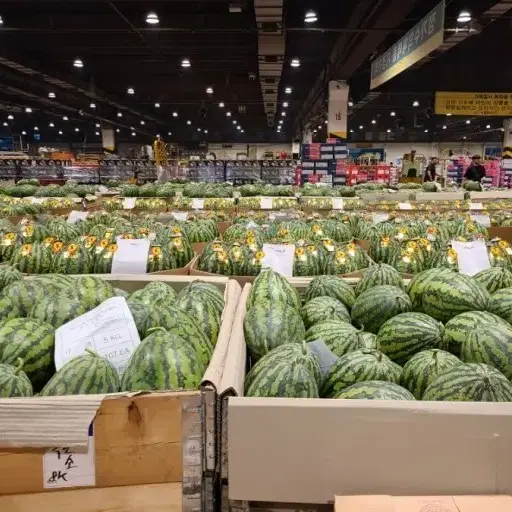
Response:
[424, 129, 429, 133]
[443, 125, 447, 130]
[7, 115, 13, 120]
[49, 122, 54, 127]
[74, 127, 79, 132]
[168, 131, 172, 136]
[466, 120, 471, 124]
[48, 92, 56, 99]
[279, 120, 283, 125]
[154, 103, 160, 109]
[197, 128, 201, 132]
[58, 130, 63, 135]
[25, 107, 32, 113]
[73, 58, 84, 68]
[241, 130, 244, 133]
[390, 111, 396, 117]
[486, 124, 491, 129]
[146, 11, 159, 24]
[95, 123, 100, 128]
[463, 136, 467, 139]
[281, 112, 286, 117]
[232, 120, 237, 125]
[21, 131, 27, 135]
[348, 101, 354, 107]
[359, 125, 363, 130]
[371, 119, 376, 125]
[237, 126, 241, 130]
[130, 126, 135, 130]
[127, 87, 135, 95]
[204, 129, 208, 133]
[117, 112, 122, 118]
[172, 111, 178, 117]
[63, 116, 68, 121]
[446, 113, 452, 116]
[457, 10, 471, 23]
[181, 58, 191, 68]
[116, 128, 120, 133]
[318, 125, 322, 129]
[413, 100, 420, 107]
[313, 129, 317, 133]
[219, 102, 225, 108]
[206, 87, 213, 94]
[132, 132, 136, 137]
[285, 87, 292, 94]
[140, 120, 145, 125]
[290, 58, 300, 68]
[156, 134, 161, 138]
[95, 131, 100, 136]
[187, 120, 191, 125]
[0, 16, 3, 26]
[2, 122, 7, 127]
[34, 126, 39, 131]
[226, 112, 232, 117]
[386, 129, 391, 133]
[90, 102, 96, 109]
[325, 120, 328, 124]
[350, 129, 354, 133]
[502, 128, 506, 132]
[283, 102, 289, 108]
[304, 10, 318, 23]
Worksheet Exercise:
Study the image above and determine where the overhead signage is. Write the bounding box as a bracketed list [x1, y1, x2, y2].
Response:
[327, 81, 349, 140]
[370, 0, 445, 90]
[435, 92, 512, 116]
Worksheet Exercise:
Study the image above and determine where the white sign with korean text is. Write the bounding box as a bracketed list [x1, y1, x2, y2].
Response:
[67, 211, 89, 224]
[470, 214, 491, 228]
[261, 244, 295, 278]
[452, 240, 491, 276]
[122, 197, 137, 209]
[192, 198, 205, 210]
[111, 238, 150, 274]
[260, 197, 273, 210]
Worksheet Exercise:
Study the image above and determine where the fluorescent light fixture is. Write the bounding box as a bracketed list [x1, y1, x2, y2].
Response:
[48, 92, 56, 99]
[172, 111, 178, 117]
[127, 87, 135, 95]
[285, 87, 292, 94]
[73, 58, 84, 68]
[413, 100, 420, 107]
[90, 102, 96, 109]
[25, 107, 32, 113]
[206, 87, 213, 94]
[291, 58, 300, 68]
[63, 116, 68, 121]
[457, 10, 471, 23]
[304, 10, 317, 23]
[146, 12, 159, 24]
[181, 58, 191, 68]
[219, 102, 225, 108]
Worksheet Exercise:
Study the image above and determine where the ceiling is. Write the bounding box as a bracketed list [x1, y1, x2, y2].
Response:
[0, 0, 510, 147]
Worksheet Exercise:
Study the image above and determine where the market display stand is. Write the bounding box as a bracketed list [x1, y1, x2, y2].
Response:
[0, 275, 242, 512]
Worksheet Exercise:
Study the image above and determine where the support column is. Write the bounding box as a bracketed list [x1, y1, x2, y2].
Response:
[302, 129, 313, 144]
[327, 80, 349, 140]
[504, 119, 512, 149]
[101, 124, 115, 154]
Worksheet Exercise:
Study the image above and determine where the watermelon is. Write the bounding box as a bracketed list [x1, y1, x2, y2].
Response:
[305, 320, 369, 357]
[41, 349, 119, 396]
[293, 243, 324, 277]
[74, 276, 116, 309]
[423, 363, 512, 401]
[300, 296, 351, 329]
[354, 263, 403, 296]
[321, 348, 402, 398]
[474, 267, 512, 294]
[129, 282, 177, 307]
[461, 323, 512, 379]
[303, 275, 356, 310]
[121, 330, 205, 391]
[0, 358, 33, 397]
[334, 380, 415, 400]
[52, 243, 93, 274]
[29, 293, 89, 328]
[244, 300, 306, 361]
[128, 300, 152, 335]
[360, 332, 379, 350]
[351, 285, 412, 334]
[10, 242, 53, 274]
[407, 268, 454, 312]
[247, 268, 301, 311]
[0, 296, 23, 322]
[443, 311, 510, 356]
[376, 312, 444, 365]
[421, 272, 490, 322]
[0, 266, 22, 291]
[0, 318, 55, 391]
[245, 342, 320, 398]
[177, 281, 224, 315]
[489, 287, 512, 324]
[401, 349, 461, 399]
[114, 287, 130, 299]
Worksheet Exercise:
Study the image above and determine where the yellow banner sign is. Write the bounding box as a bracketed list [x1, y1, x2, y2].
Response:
[435, 92, 512, 116]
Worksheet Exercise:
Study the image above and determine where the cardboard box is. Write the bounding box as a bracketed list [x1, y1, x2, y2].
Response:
[488, 227, 512, 244]
[220, 280, 512, 507]
[335, 495, 512, 512]
[0, 275, 241, 512]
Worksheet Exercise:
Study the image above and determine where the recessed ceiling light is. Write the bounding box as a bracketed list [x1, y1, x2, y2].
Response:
[127, 87, 135, 95]
[237, 126, 241, 130]
[283, 102, 289, 108]
[325, 120, 328, 124]
[2, 122, 7, 127]
[25, 107, 32, 113]
[219, 102, 225, 108]
[75, 127, 79, 132]
[281, 112, 286, 117]
[304, 10, 318, 23]
[130, 126, 135, 130]
[313, 129, 317, 133]
[49, 122, 54, 127]
[90, 102, 96, 109]
[0, 16, 3, 26]
[348, 101, 354, 107]
[413, 100, 420, 107]
[443, 125, 447, 130]
[168, 131, 172, 136]
[486, 124, 491, 129]
[95, 123, 100, 128]
[290, 58, 300, 68]
[34, 126, 39, 131]
[232, 120, 237, 125]
[204, 129, 208, 133]
[226, 112, 232, 117]
[386, 129, 391, 133]
[350, 129, 354, 133]
[446, 113, 452, 116]
[154, 102, 160, 108]
[187, 120, 191, 125]
[279, 120, 283, 125]
[172, 111, 178, 117]
[116, 128, 120, 133]
[140, 120, 145, 125]
[117, 112, 122, 118]
[390, 111, 396, 117]
[181, 58, 191, 68]
[318, 125, 322, 129]
[466, 120, 471, 124]
[285, 87, 292, 94]
[63, 116, 68, 121]
[371, 119, 376, 124]
[463, 136, 467, 139]
[156, 134, 160, 138]
[457, 10, 471, 23]
[197, 128, 201, 132]
[359, 125, 363, 129]
[73, 58, 84, 68]
[48, 92, 56, 99]
[146, 11, 159, 24]
[21, 131, 27, 135]
[95, 131, 100, 136]
[58, 130, 63, 135]
[424, 129, 429, 133]
[132, 132, 136, 136]
[206, 87, 213, 94]
[7, 115, 13, 120]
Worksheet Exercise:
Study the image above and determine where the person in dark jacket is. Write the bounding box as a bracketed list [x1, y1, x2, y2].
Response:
[423, 157, 438, 182]
[464, 155, 486, 183]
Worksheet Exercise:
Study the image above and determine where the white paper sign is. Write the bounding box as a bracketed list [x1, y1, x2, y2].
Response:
[67, 211, 89, 224]
[122, 197, 137, 210]
[98, 185, 108, 194]
[399, 202, 413, 210]
[260, 197, 273, 210]
[451, 240, 491, 276]
[54, 297, 141, 375]
[43, 425, 95, 489]
[469, 203, 484, 210]
[233, 191, 241, 198]
[111, 238, 150, 274]
[372, 213, 390, 224]
[470, 214, 491, 228]
[246, 221, 258, 228]
[171, 211, 188, 221]
[261, 244, 295, 277]
[30, 197, 46, 204]
[332, 198, 344, 210]
[192, 198, 205, 210]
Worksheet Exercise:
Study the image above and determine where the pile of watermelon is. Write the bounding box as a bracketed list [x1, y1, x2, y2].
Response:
[0, 271, 222, 397]
[243, 266, 512, 402]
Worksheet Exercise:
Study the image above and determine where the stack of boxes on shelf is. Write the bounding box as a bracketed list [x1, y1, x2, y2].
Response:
[500, 159, 512, 188]
[446, 157, 467, 184]
[188, 160, 226, 183]
[483, 159, 501, 187]
[300, 142, 348, 185]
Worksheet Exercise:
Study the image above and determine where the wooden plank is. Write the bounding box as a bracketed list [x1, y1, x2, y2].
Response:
[0, 392, 199, 495]
[0, 482, 182, 512]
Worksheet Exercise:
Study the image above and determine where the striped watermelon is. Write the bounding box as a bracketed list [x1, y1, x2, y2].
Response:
[461, 323, 512, 379]
[389, 248, 424, 274]
[443, 311, 510, 356]
[354, 263, 403, 296]
[129, 281, 177, 307]
[401, 349, 461, 399]
[121, 330, 205, 391]
[115, 287, 130, 299]
[407, 268, 454, 312]
[369, 236, 399, 264]
[376, 312, 444, 365]
[29, 293, 89, 328]
[0, 358, 33, 397]
[351, 285, 412, 334]
[74, 276, 116, 309]
[300, 296, 351, 329]
[321, 348, 402, 398]
[247, 268, 301, 311]
[335, 380, 415, 400]
[0, 266, 22, 291]
[423, 363, 512, 401]
[1, 279, 61, 315]
[0, 318, 55, 391]
[421, 272, 490, 323]
[303, 275, 356, 310]
[244, 300, 306, 361]
[128, 301, 151, 336]
[305, 320, 367, 357]
[146, 245, 177, 273]
[178, 281, 224, 315]
[41, 349, 119, 396]
[245, 342, 320, 398]
[474, 267, 512, 294]
[10, 242, 53, 274]
[489, 287, 512, 324]
[52, 243, 93, 274]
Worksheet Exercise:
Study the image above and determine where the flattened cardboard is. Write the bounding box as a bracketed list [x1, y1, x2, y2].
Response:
[488, 227, 512, 244]
[228, 399, 512, 504]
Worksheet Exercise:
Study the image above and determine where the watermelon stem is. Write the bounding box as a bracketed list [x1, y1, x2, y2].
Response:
[13, 357, 24, 375]
[85, 347, 99, 357]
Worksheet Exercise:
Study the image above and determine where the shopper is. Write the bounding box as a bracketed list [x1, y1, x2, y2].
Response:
[423, 157, 438, 182]
[464, 155, 486, 183]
